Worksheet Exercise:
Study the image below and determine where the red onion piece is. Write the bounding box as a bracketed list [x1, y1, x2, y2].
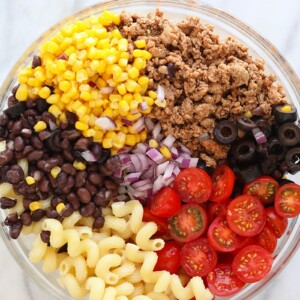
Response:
[173, 166, 181, 176]
[48, 119, 58, 131]
[88, 81, 97, 88]
[156, 161, 170, 176]
[139, 101, 149, 111]
[132, 143, 148, 154]
[163, 163, 175, 180]
[118, 186, 127, 194]
[171, 147, 179, 159]
[164, 176, 175, 186]
[114, 195, 128, 202]
[95, 116, 116, 131]
[152, 123, 162, 140]
[130, 155, 142, 172]
[132, 117, 145, 132]
[81, 150, 97, 162]
[157, 85, 165, 102]
[135, 153, 149, 170]
[132, 179, 152, 189]
[117, 146, 133, 155]
[178, 142, 192, 155]
[124, 172, 142, 183]
[145, 117, 155, 131]
[162, 135, 176, 148]
[58, 53, 68, 60]
[176, 157, 191, 168]
[140, 165, 155, 179]
[252, 128, 267, 144]
[7, 140, 14, 150]
[100, 87, 114, 94]
[146, 148, 165, 164]
[153, 175, 164, 194]
[135, 183, 154, 192]
[114, 169, 123, 178]
[121, 117, 134, 126]
[189, 158, 199, 168]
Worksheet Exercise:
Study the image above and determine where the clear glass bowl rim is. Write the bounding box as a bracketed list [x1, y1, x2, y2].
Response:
[1, 1, 300, 299]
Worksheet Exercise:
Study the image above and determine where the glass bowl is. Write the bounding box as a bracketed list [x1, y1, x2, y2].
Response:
[1, 0, 300, 299]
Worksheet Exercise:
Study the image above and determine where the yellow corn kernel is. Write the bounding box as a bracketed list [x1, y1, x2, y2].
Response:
[149, 139, 159, 148]
[34, 70, 46, 82]
[117, 84, 127, 95]
[44, 41, 60, 54]
[75, 121, 89, 131]
[118, 38, 128, 52]
[138, 76, 149, 87]
[83, 128, 96, 137]
[134, 39, 146, 49]
[102, 138, 113, 148]
[63, 70, 75, 81]
[119, 100, 130, 115]
[51, 166, 61, 178]
[125, 80, 139, 93]
[76, 69, 88, 83]
[133, 58, 145, 70]
[29, 201, 42, 212]
[58, 80, 71, 92]
[119, 58, 128, 68]
[59, 113, 67, 122]
[56, 203, 66, 214]
[80, 91, 91, 101]
[244, 111, 252, 118]
[48, 105, 62, 118]
[46, 94, 60, 104]
[84, 37, 97, 48]
[281, 105, 292, 112]
[155, 99, 167, 108]
[39, 86, 51, 99]
[125, 134, 137, 146]
[140, 130, 147, 142]
[148, 91, 157, 99]
[128, 67, 140, 80]
[96, 60, 107, 74]
[127, 113, 142, 121]
[26, 176, 36, 185]
[112, 65, 122, 78]
[57, 101, 66, 111]
[130, 100, 139, 110]
[160, 146, 172, 159]
[73, 160, 86, 171]
[112, 13, 121, 25]
[34, 121, 47, 132]
[15, 84, 28, 101]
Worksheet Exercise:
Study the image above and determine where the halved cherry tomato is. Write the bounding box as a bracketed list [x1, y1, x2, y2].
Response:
[207, 263, 246, 297]
[181, 238, 217, 277]
[174, 168, 213, 204]
[154, 241, 181, 274]
[150, 187, 181, 218]
[232, 245, 273, 283]
[243, 176, 279, 205]
[265, 207, 288, 238]
[231, 237, 256, 256]
[143, 207, 170, 238]
[255, 225, 277, 253]
[207, 199, 230, 223]
[207, 215, 244, 252]
[210, 165, 235, 202]
[226, 195, 266, 237]
[274, 183, 300, 218]
[168, 204, 208, 243]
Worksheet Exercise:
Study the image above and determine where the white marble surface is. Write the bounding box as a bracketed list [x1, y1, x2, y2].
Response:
[1, 0, 300, 299]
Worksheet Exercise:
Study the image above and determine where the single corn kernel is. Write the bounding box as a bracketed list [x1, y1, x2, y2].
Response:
[118, 38, 128, 52]
[140, 130, 147, 142]
[128, 67, 140, 80]
[148, 91, 157, 99]
[160, 146, 172, 159]
[281, 105, 292, 112]
[34, 121, 47, 132]
[29, 201, 42, 212]
[125, 134, 137, 146]
[155, 99, 167, 108]
[133, 58, 145, 70]
[119, 100, 130, 115]
[46, 94, 60, 105]
[38, 86, 51, 99]
[244, 111, 252, 118]
[138, 76, 149, 87]
[149, 139, 159, 148]
[15, 84, 28, 101]
[76, 69, 88, 83]
[127, 113, 142, 121]
[117, 84, 127, 95]
[102, 138, 113, 148]
[75, 121, 89, 131]
[56, 203, 66, 214]
[119, 58, 128, 68]
[48, 105, 62, 118]
[134, 39, 146, 49]
[73, 160, 86, 170]
[50, 166, 61, 178]
[59, 80, 72, 92]
[26, 176, 36, 185]
[125, 80, 139, 93]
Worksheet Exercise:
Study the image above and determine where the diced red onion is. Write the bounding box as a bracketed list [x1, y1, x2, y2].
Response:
[124, 172, 142, 183]
[251, 106, 263, 116]
[171, 147, 179, 159]
[199, 132, 210, 142]
[153, 175, 164, 194]
[176, 157, 191, 168]
[114, 168, 123, 178]
[130, 155, 142, 172]
[118, 186, 127, 194]
[117, 146, 133, 155]
[132, 179, 152, 189]
[135, 153, 149, 170]
[252, 128, 267, 144]
[121, 117, 134, 126]
[163, 163, 175, 180]
[95, 116, 116, 131]
[7, 140, 14, 150]
[140, 165, 155, 179]
[48, 119, 58, 131]
[181, 152, 191, 159]
[120, 154, 132, 168]
[145, 118, 155, 131]
[132, 117, 145, 132]
[189, 158, 199, 168]
[132, 143, 148, 154]
[178, 142, 192, 155]
[164, 176, 175, 186]
[135, 183, 154, 192]
[157, 85, 165, 102]
[58, 53, 68, 60]
[156, 161, 170, 176]
[146, 148, 165, 164]
[81, 150, 97, 162]
[173, 166, 181, 176]
[139, 101, 149, 111]
[152, 123, 162, 140]
[156, 133, 164, 142]
[88, 81, 97, 88]
[162, 135, 176, 148]
[100, 87, 114, 94]
[131, 109, 140, 115]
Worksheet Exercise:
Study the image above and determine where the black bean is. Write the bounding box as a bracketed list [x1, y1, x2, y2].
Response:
[23, 145, 34, 156]
[167, 62, 176, 77]
[90, 143, 102, 160]
[11, 85, 20, 96]
[14, 151, 24, 160]
[99, 164, 113, 176]
[46, 209, 59, 219]
[45, 130, 62, 153]
[6, 165, 24, 184]
[38, 130, 51, 141]
[11, 120, 22, 135]
[27, 116, 37, 127]
[48, 175, 58, 189]
[60, 121, 69, 130]
[0, 165, 9, 181]
[32, 55, 42, 69]
[56, 172, 68, 190]
[0, 127, 8, 138]
[22, 198, 31, 210]
[60, 139, 70, 149]
[41, 111, 56, 124]
[40, 230, 51, 244]
[61, 204, 74, 217]
[31, 136, 44, 150]
[27, 150, 44, 161]
[84, 181, 97, 196]
[104, 179, 119, 190]
[63, 150, 74, 162]
[66, 176, 75, 189]
[88, 172, 103, 186]
[93, 189, 110, 207]
[51, 196, 64, 209]
[61, 163, 76, 175]
[0, 113, 8, 126]
[0, 149, 14, 166]
[77, 187, 91, 203]
[61, 129, 81, 140]
[23, 108, 38, 118]
[74, 138, 91, 151]
[4, 213, 18, 226]
[0, 197, 17, 209]
[31, 209, 45, 222]
[39, 177, 50, 192]
[14, 136, 25, 152]
[37, 191, 49, 200]
[20, 211, 32, 226]
[80, 202, 95, 217]
[26, 99, 36, 108]
[9, 221, 23, 239]
[66, 112, 77, 126]
[36, 98, 50, 113]
[4, 102, 26, 118]
[75, 171, 87, 188]
[7, 95, 18, 108]
[67, 193, 80, 210]
[93, 216, 105, 229]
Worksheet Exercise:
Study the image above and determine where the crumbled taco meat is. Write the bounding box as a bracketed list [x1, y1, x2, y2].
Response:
[120, 11, 286, 167]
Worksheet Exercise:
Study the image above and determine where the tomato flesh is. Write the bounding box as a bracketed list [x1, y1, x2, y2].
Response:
[255, 225, 277, 253]
[168, 204, 208, 243]
[154, 241, 181, 274]
[274, 183, 300, 218]
[143, 208, 170, 238]
[210, 165, 235, 202]
[226, 195, 266, 237]
[207, 199, 230, 223]
[243, 176, 279, 205]
[208, 215, 243, 252]
[174, 168, 213, 204]
[265, 207, 288, 238]
[207, 263, 246, 297]
[150, 187, 181, 218]
[181, 238, 217, 277]
[232, 245, 273, 283]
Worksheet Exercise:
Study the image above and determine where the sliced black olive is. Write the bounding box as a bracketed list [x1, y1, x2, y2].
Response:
[278, 123, 300, 146]
[252, 117, 272, 138]
[197, 159, 213, 175]
[235, 164, 262, 184]
[236, 116, 256, 132]
[4, 102, 26, 119]
[45, 129, 62, 152]
[213, 120, 237, 144]
[267, 137, 286, 161]
[260, 155, 277, 175]
[271, 169, 283, 181]
[256, 143, 268, 159]
[274, 104, 297, 124]
[36, 98, 50, 114]
[232, 139, 256, 165]
[278, 178, 295, 186]
[285, 147, 300, 174]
